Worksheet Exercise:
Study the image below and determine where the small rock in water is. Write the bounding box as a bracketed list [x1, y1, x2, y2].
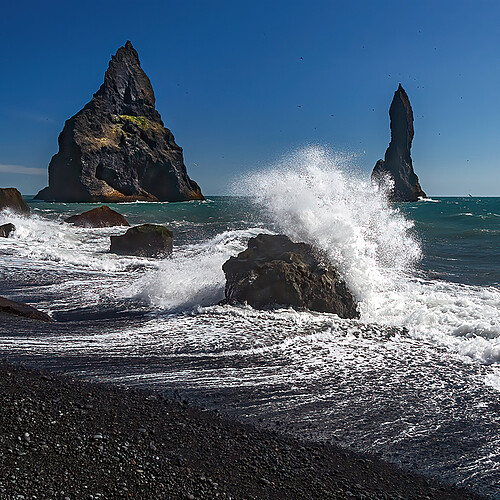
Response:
[64, 206, 129, 228]
[0, 188, 30, 215]
[0, 223, 15, 238]
[110, 224, 173, 258]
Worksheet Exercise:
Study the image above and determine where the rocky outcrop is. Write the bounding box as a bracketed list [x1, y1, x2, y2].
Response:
[0, 296, 53, 322]
[0, 223, 15, 238]
[110, 224, 173, 257]
[222, 234, 359, 318]
[64, 206, 129, 227]
[35, 41, 204, 203]
[372, 84, 426, 202]
[0, 188, 30, 214]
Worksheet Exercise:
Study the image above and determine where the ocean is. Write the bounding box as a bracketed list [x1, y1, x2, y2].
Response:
[0, 147, 499, 497]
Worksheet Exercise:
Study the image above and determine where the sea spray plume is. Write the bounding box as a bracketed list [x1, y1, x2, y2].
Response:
[238, 146, 422, 316]
[131, 228, 267, 311]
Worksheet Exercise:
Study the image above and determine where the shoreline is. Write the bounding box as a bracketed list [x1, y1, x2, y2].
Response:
[0, 361, 486, 499]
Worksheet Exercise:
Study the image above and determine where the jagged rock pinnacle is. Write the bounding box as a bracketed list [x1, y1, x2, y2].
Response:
[372, 84, 426, 202]
[35, 42, 204, 202]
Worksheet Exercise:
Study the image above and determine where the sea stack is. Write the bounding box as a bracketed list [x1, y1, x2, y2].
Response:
[35, 41, 204, 203]
[372, 84, 426, 202]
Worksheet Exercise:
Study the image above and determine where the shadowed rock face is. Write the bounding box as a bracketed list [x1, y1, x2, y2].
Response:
[110, 224, 173, 258]
[222, 234, 359, 318]
[372, 85, 426, 202]
[0, 188, 30, 215]
[64, 206, 129, 228]
[0, 296, 52, 322]
[0, 223, 15, 238]
[35, 41, 204, 203]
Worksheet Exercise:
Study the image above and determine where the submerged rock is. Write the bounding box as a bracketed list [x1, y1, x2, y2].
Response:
[222, 234, 359, 318]
[372, 84, 426, 202]
[35, 41, 204, 203]
[0, 223, 15, 238]
[64, 206, 130, 228]
[110, 224, 173, 257]
[0, 188, 30, 215]
[0, 296, 53, 322]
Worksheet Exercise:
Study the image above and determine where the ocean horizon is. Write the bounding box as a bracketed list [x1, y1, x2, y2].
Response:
[1, 151, 499, 497]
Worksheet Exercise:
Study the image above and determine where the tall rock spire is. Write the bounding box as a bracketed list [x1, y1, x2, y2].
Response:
[35, 41, 204, 202]
[372, 84, 426, 202]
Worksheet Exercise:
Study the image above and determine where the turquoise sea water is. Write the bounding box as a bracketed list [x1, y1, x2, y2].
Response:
[29, 194, 500, 287]
[406, 197, 500, 287]
[0, 154, 499, 497]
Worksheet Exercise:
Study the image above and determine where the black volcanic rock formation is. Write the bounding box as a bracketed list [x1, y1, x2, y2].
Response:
[0, 223, 15, 238]
[0, 296, 53, 322]
[35, 41, 204, 203]
[64, 206, 129, 228]
[372, 85, 426, 202]
[110, 224, 173, 258]
[0, 188, 30, 215]
[222, 234, 359, 318]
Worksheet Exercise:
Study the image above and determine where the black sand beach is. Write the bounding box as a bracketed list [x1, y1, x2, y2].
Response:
[0, 361, 485, 499]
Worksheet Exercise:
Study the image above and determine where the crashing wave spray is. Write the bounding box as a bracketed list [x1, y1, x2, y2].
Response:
[240, 146, 422, 317]
[132, 228, 267, 311]
[240, 146, 500, 369]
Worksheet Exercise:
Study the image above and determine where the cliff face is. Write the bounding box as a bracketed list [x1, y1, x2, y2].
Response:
[372, 84, 426, 202]
[35, 41, 204, 202]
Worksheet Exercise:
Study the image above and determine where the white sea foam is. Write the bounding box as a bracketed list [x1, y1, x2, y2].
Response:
[0, 209, 152, 272]
[126, 228, 270, 311]
[418, 197, 440, 202]
[237, 146, 500, 366]
[239, 146, 421, 305]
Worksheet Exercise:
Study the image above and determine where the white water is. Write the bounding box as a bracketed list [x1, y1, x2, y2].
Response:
[128, 228, 269, 311]
[238, 146, 500, 369]
[1, 151, 500, 495]
[1, 149, 499, 373]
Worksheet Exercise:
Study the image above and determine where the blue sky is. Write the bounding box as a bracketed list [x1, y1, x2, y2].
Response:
[1, 0, 499, 196]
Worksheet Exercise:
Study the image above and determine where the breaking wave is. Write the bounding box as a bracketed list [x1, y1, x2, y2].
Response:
[239, 146, 500, 365]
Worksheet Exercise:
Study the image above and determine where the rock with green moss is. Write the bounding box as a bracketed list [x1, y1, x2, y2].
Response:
[35, 41, 204, 203]
[110, 224, 173, 257]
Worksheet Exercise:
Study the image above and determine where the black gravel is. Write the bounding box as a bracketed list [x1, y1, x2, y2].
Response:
[0, 362, 486, 500]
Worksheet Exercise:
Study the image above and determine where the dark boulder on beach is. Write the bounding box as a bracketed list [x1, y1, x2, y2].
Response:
[34, 41, 204, 203]
[110, 224, 173, 257]
[0, 188, 30, 215]
[0, 223, 15, 238]
[64, 205, 130, 227]
[222, 234, 359, 318]
[0, 296, 52, 322]
[372, 84, 426, 202]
